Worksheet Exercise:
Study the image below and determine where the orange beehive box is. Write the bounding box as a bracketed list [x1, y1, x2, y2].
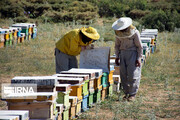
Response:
[108, 70, 114, 82]
[69, 84, 83, 101]
[101, 87, 108, 101]
[69, 96, 78, 119]
[94, 75, 102, 90]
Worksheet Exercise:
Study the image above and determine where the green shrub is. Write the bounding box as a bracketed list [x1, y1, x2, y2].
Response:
[142, 10, 180, 31]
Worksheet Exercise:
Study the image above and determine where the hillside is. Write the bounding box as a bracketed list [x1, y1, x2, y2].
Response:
[0, 0, 180, 31]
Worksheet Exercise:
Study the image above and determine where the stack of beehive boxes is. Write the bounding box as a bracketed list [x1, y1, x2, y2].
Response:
[1, 76, 60, 119]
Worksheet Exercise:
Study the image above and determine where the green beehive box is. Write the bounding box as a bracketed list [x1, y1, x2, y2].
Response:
[101, 73, 109, 88]
[63, 108, 69, 120]
[9, 40, 12, 46]
[83, 79, 89, 96]
[56, 91, 70, 108]
[93, 86, 102, 103]
[88, 92, 94, 107]
[108, 84, 113, 96]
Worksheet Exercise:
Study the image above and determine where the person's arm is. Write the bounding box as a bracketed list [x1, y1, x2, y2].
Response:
[115, 37, 121, 66]
[134, 30, 143, 67]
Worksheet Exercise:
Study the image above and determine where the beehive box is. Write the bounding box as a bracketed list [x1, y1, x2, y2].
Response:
[88, 91, 94, 108]
[0, 29, 5, 48]
[8, 101, 55, 119]
[69, 96, 78, 119]
[76, 100, 82, 116]
[109, 70, 114, 82]
[141, 37, 151, 48]
[20, 33, 25, 43]
[57, 77, 84, 85]
[56, 91, 70, 109]
[69, 84, 83, 101]
[56, 84, 71, 93]
[93, 75, 102, 90]
[101, 73, 109, 88]
[108, 84, 113, 96]
[11, 76, 57, 92]
[101, 87, 108, 101]
[70, 69, 103, 93]
[62, 108, 69, 120]
[81, 94, 89, 112]
[0, 110, 29, 120]
[93, 85, 102, 103]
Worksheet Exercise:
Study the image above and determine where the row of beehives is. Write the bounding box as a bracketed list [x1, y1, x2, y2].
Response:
[140, 29, 158, 65]
[0, 23, 37, 48]
[0, 68, 115, 120]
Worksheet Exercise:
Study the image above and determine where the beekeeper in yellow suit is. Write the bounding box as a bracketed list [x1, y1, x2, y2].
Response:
[55, 27, 100, 73]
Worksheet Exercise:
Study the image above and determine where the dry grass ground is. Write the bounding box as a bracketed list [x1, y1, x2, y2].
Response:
[0, 21, 179, 119]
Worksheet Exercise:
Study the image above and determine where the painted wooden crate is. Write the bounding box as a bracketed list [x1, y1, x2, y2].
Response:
[108, 84, 113, 96]
[8, 101, 54, 119]
[94, 75, 102, 90]
[101, 73, 109, 88]
[88, 91, 94, 108]
[56, 91, 70, 109]
[20, 33, 25, 43]
[76, 100, 82, 116]
[141, 37, 151, 48]
[0, 110, 29, 120]
[109, 70, 114, 82]
[62, 108, 69, 120]
[101, 87, 108, 101]
[11, 76, 57, 92]
[69, 84, 83, 101]
[93, 85, 102, 103]
[69, 96, 78, 119]
[81, 94, 89, 112]
[0, 29, 5, 48]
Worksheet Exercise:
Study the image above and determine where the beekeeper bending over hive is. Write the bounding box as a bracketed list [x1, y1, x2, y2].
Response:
[112, 17, 143, 101]
[55, 27, 100, 73]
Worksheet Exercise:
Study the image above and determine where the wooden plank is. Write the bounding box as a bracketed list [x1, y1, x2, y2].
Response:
[56, 84, 71, 92]
[53, 74, 89, 81]
[0, 110, 29, 120]
[57, 77, 84, 85]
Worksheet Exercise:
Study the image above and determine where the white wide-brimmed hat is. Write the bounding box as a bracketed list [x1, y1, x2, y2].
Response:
[112, 17, 132, 30]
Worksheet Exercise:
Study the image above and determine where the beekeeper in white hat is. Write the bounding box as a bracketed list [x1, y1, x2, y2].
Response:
[112, 17, 143, 101]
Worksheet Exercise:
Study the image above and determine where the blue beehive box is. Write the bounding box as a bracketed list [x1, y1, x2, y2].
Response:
[81, 94, 89, 112]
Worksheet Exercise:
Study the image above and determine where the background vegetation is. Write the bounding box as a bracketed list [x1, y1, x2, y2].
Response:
[0, 0, 180, 31]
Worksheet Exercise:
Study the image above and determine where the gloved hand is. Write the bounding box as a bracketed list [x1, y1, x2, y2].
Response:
[135, 60, 141, 67]
[115, 58, 120, 66]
